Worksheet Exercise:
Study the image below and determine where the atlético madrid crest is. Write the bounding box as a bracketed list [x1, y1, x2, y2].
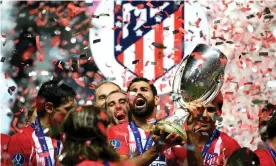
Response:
[90, 0, 210, 95]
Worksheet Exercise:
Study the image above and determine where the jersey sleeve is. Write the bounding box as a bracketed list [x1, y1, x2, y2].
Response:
[107, 125, 129, 156]
[6, 133, 34, 166]
[254, 149, 275, 166]
[223, 137, 241, 158]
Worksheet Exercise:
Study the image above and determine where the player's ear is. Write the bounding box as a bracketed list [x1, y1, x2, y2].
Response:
[45, 102, 54, 114]
[154, 96, 160, 106]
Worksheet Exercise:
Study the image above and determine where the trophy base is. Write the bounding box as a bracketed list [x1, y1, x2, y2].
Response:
[152, 120, 187, 144]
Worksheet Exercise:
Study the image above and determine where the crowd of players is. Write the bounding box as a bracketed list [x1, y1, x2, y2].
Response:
[0, 77, 276, 166]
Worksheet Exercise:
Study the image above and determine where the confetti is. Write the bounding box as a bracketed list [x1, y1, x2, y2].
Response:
[178, 27, 188, 35]
[264, 15, 274, 20]
[259, 52, 268, 56]
[152, 42, 166, 49]
[172, 29, 179, 34]
[163, 26, 170, 31]
[8, 86, 16, 95]
[263, 7, 271, 15]
[132, 60, 139, 64]
[246, 14, 255, 19]
[195, 18, 202, 28]
[188, 29, 194, 34]
[93, 39, 101, 44]
[146, 2, 153, 8]
[215, 42, 224, 46]
[1, 57, 6, 62]
[35, 36, 44, 62]
[214, 20, 220, 24]
[226, 41, 234, 44]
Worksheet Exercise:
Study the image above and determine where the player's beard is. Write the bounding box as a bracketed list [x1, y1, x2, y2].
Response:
[130, 94, 155, 119]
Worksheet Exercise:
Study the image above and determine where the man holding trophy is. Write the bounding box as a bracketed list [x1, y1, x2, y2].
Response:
[156, 44, 241, 166]
[108, 44, 241, 166]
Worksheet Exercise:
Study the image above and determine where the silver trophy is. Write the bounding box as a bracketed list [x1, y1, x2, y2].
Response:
[152, 44, 228, 142]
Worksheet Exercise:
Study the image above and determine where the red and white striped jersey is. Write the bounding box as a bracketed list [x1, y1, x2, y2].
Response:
[108, 122, 166, 166]
[6, 126, 62, 166]
[165, 131, 241, 166]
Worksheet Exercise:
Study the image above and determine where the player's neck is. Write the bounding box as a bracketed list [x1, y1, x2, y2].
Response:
[269, 137, 276, 152]
[197, 128, 216, 146]
[39, 114, 51, 130]
[132, 110, 156, 131]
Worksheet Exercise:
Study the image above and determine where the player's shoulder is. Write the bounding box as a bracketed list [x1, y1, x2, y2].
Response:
[9, 126, 34, 142]
[254, 148, 270, 156]
[219, 131, 240, 145]
[254, 148, 275, 166]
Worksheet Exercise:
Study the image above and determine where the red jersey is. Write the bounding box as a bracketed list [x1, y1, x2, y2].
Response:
[76, 160, 135, 166]
[165, 131, 240, 166]
[107, 122, 166, 166]
[6, 126, 62, 166]
[255, 149, 276, 166]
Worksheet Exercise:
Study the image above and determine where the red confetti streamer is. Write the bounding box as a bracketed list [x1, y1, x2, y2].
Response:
[250, 137, 255, 144]
[112, 26, 118, 30]
[178, 27, 188, 35]
[117, 16, 123, 21]
[35, 36, 44, 62]
[117, 31, 122, 44]
[4, 72, 8, 79]
[143, 25, 151, 28]
[164, 11, 171, 18]
[146, 2, 153, 8]
[159, 84, 166, 92]
[195, 18, 202, 28]
[145, 61, 149, 66]
[240, 7, 251, 12]
[136, 4, 145, 9]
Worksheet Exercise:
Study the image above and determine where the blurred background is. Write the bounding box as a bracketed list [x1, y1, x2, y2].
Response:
[1, 0, 276, 150]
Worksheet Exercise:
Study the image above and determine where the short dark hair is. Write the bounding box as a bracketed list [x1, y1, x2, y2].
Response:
[127, 77, 158, 96]
[36, 80, 76, 117]
[267, 112, 276, 139]
[60, 105, 119, 165]
[226, 147, 260, 166]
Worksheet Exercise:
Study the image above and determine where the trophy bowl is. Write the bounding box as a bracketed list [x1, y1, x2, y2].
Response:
[152, 44, 228, 143]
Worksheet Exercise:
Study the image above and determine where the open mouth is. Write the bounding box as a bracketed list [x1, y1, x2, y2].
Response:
[134, 96, 147, 109]
[115, 111, 126, 122]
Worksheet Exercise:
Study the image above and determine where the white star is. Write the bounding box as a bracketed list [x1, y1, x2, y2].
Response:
[136, 29, 143, 36]
[115, 21, 122, 28]
[155, 16, 162, 23]
[115, 44, 122, 51]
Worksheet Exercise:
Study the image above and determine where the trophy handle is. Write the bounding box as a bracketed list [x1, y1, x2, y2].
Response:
[172, 55, 190, 109]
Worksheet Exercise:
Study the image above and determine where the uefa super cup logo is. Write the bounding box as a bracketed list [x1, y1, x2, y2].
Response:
[12, 153, 25, 166]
